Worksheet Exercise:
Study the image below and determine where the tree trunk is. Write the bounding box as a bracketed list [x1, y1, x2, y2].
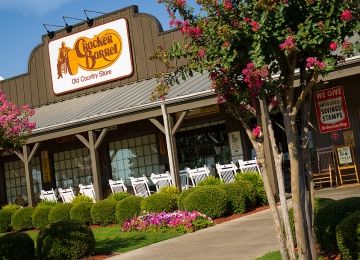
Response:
[283, 112, 311, 260]
[255, 146, 290, 260]
[261, 99, 296, 260]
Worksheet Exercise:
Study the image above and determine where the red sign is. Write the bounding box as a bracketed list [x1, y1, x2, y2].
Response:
[314, 86, 350, 134]
[330, 132, 339, 141]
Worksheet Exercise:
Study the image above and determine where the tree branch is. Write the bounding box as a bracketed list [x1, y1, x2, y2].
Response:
[293, 72, 319, 116]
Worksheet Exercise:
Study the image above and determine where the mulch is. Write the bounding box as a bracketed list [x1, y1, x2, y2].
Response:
[213, 205, 270, 224]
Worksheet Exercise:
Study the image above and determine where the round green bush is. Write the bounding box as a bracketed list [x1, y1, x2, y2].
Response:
[48, 203, 73, 224]
[336, 210, 360, 260]
[11, 207, 34, 231]
[159, 186, 180, 197]
[314, 197, 335, 215]
[107, 192, 130, 202]
[236, 173, 267, 205]
[37, 220, 95, 260]
[91, 200, 117, 226]
[0, 232, 35, 259]
[32, 206, 52, 229]
[115, 196, 143, 224]
[36, 201, 58, 208]
[315, 197, 360, 251]
[0, 204, 21, 233]
[184, 186, 228, 218]
[197, 176, 222, 186]
[72, 194, 94, 205]
[178, 188, 198, 210]
[219, 183, 246, 214]
[141, 193, 178, 213]
[70, 202, 93, 225]
[234, 180, 257, 209]
[0, 210, 13, 233]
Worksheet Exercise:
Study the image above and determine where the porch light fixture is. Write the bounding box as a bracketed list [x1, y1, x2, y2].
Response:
[43, 24, 63, 39]
[63, 15, 94, 27]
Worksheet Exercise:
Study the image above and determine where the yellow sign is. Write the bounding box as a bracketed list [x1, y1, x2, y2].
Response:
[41, 151, 52, 183]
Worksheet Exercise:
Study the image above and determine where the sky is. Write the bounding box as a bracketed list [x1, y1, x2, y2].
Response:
[0, 0, 193, 80]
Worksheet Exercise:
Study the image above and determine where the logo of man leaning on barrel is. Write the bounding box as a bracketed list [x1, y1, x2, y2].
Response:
[56, 29, 122, 79]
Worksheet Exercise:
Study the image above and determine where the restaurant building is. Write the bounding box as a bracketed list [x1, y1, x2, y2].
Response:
[0, 6, 359, 206]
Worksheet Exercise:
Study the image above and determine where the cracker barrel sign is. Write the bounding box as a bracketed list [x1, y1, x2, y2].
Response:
[48, 19, 133, 94]
[314, 86, 350, 134]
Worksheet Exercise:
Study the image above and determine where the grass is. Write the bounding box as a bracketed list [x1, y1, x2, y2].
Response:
[256, 251, 281, 260]
[22, 225, 181, 255]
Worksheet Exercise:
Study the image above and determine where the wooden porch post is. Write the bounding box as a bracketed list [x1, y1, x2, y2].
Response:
[76, 129, 107, 201]
[14, 143, 40, 207]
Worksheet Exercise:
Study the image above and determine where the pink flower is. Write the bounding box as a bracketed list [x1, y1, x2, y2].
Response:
[340, 10, 352, 21]
[252, 126, 262, 139]
[250, 21, 260, 32]
[279, 36, 296, 52]
[242, 63, 269, 96]
[243, 17, 251, 22]
[223, 0, 233, 10]
[329, 41, 337, 51]
[306, 57, 327, 70]
[198, 48, 206, 58]
[342, 40, 352, 51]
[176, 0, 186, 8]
[222, 41, 230, 48]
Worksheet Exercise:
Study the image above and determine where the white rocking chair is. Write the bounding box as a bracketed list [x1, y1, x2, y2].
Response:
[58, 187, 75, 203]
[188, 165, 210, 187]
[150, 172, 172, 192]
[79, 183, 96, 202]
[179, 168, 190, 190]
[39, 189, 58, 202]
[216, 162, 238, 183]
[130, 176, 151, 197]
[109, 179, 127, 194]
[238, 159, 261, 174]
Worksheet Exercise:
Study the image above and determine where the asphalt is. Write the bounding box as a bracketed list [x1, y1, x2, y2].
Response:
[108, 184, 360, 260]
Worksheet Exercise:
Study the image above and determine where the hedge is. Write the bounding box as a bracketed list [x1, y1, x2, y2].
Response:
[219, 183, 247, 214]
[184, 186, 228, 218]
[32, 206, 52, 230]
[0, 232, 35, 260]
[314, 197, 360, 251]
[336, 210, 360, 260]
[11, 207, 34, 231]
[37, 220, 95, 260]
[91, 200, 117, 226]
[115, 196, 143, 225]
[141, 192, 178, 213]
[48, 203, 73, 224]
[197, 176, 222, 186]
[107, 192, 130, 202]
[178, 188, 198, 210]
[70, 202, 93, 225]
[236, 172, 267, 205]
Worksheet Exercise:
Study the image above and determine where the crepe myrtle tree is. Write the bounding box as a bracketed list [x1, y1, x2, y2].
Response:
[0, 91, 35, 151]
[152, 0, 359, 259]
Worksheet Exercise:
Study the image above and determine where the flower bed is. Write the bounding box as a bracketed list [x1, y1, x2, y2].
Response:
[121, 210, 214, 233]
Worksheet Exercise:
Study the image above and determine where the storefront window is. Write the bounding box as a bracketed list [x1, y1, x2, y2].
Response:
[53, 148, 92, 189]
[4, 157, 42, 204]
[176, 122, 231, 172]
[109, 134, 160, 183]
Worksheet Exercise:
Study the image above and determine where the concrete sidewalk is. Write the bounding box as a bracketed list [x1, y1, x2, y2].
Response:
[108, 208, 279, 260]
[107, 184, 360, 260]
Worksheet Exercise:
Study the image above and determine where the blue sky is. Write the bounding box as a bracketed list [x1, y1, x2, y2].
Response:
[0, 0, 192, 79]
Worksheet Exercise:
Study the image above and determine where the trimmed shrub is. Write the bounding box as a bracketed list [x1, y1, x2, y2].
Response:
[11, 207, 34, 231]
[178, 188, 198, 210]
[197, 176, 222, 186]
[70, 202, 93, 225]
[234, 180, 257, 209]
[32, 206, 52, 229]
[115, 196, 143, 225]
[184, 186, 228, 218]
[0, 210, 13, 233]
[336, 210, 360, 260]
[107, 192, 130, 202]
[0, 232, 35, 260]
[219, 183, 246, 214]
[236, 172, 267, 205]
[314, 197, 335, 215]
[36, 200, 58, 208]
[72, 195, 93, 205]
[141, 192, 178, 213]
[37, 220, 95, 260]
[315, 197, 360, 251]
[0, 204, 21, 233]
[91, 200, 117, 226]
[159, 186, 180, 197]
[48, 203, 73, 224]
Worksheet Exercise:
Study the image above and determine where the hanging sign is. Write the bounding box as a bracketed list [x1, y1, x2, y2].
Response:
[229, 131, 243, 160]
[41, 151, 52, 183]
[48, 19, 133, 94]
[314, 86, 350, 134]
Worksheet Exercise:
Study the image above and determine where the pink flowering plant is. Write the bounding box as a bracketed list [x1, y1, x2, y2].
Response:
[153, 0, 359, 259]
[0, 91, 35, 150]
[121, 210, 214, 233]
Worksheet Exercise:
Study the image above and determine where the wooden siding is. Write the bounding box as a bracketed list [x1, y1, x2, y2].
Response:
[0, 6, 184, 107]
